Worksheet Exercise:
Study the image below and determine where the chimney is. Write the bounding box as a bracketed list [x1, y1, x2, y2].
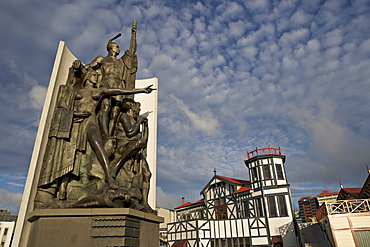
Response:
[182, 197, 185, 204]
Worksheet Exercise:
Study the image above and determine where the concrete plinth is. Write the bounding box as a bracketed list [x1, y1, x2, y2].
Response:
[25, 208, 163, 247]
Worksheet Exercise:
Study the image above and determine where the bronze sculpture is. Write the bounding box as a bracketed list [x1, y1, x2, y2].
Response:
[85, 20, 138, 139]
[110, 99, 154, 213]
[35, 20, 156, 213]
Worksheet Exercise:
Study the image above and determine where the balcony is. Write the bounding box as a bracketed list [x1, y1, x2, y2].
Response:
[316, 199, 370, 221]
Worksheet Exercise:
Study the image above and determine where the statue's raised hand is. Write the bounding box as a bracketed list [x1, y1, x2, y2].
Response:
[143, 85, 156, 94]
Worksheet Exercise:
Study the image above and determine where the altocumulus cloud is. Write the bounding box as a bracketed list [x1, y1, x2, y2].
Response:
[0, 0, 370, 210]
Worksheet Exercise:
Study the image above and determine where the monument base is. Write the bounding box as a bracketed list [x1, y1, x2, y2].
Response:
[25, 208, 163, 247]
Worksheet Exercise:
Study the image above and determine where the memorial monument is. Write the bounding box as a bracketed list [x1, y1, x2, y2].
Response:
[13, 20, 163, 247]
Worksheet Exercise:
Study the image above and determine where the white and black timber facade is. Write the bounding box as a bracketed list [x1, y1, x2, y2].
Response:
[167, 146, 297, 247]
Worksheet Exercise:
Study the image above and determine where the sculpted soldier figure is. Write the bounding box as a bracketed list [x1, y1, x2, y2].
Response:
[67, 69, 154, 190]
[111, 99, 154, 213]
[37, 68, 155, 207]
[86, 20, 138, 139]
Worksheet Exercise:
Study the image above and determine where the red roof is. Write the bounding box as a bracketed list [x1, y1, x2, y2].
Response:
[337, 187, 362, 200]
[337, 173, 370, 200]
[317, 190, 339, 197]
[217, 175, 250, 187]
[175, 199, 203, 209]
[176, 175, 251, 209]
[235, 186, 251, 193]
[217, 175, 251, 193]
[343, 187, 362, 197]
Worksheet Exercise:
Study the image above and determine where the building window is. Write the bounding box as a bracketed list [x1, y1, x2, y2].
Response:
[251, 167, 258, 181]
[276, 164, 284, 179]
[3, 228, 8, 236]
[243, 201, 250, 217]
[267, 196, 277, 217]
[215, 197, 227, 219]
[263, 165, 271, 179]
[256, 198, 264, 217]
[277, 195, 288, 217]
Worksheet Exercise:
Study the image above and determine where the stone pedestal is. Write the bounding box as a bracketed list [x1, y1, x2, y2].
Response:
[25, 208, 163, 247]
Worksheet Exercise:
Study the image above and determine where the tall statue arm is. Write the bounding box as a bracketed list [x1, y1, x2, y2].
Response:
[101, 85, 155, 97]
[129, 19, 137, 55]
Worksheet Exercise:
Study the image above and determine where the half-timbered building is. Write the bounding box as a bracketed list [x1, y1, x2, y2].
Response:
[167, 147, 296, 247]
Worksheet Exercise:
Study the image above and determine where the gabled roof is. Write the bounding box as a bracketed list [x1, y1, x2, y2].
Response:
[175, 199, 203, 209]
[217, 175, 251, 187]
[337, 187, 362, 200]
[358, 173, 370, 198]
[200, 175, 251, 194]
[175, 175, 252, 209]
[337, 173, 370, 200]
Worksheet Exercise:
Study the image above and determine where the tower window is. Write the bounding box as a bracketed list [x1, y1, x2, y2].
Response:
[251, 167, 258, 182]
[256, 198, 264, 217]
[278, 195, 288, 216]
[276, 164, 284, 180]
[267, 196, 277, 217]
[263, 165, 271, 179]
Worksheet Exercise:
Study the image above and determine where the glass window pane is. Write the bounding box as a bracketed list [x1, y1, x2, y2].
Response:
[268, 197, 277, 217]
[251, 167, 258, 181]
[276, 164, 284, 180]
[278, 195, 288, 216]
[263, 165, 271, 179]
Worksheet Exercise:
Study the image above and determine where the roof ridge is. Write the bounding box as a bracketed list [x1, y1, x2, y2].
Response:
[217, 175, 250, 184]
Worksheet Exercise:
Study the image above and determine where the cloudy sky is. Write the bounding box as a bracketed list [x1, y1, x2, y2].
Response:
[1, 0, 370, 213]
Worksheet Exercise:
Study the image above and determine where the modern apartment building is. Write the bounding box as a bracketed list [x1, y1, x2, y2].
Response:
[298, 197, 319, 223]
